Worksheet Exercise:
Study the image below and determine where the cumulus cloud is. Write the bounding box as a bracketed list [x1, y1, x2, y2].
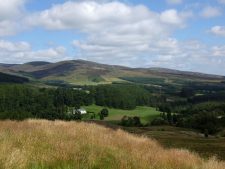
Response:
[212, 45, 225, 57]
[200, 6, 222, 18]
[0, 0, 26, 36]
[210, 26, 225, 37]
[0, 40, 69, 63]
[0, 0, 25, 19]
[26, 1, 186, 30]
[218, 0, 225, 4]
[25, 1, 189, 64]
[160, 9, 183, 25]
[166, 0, 183, 5]
[24, 0, 222, 74]
[148, 41, 225, 75]
[0, 21, 19, 36]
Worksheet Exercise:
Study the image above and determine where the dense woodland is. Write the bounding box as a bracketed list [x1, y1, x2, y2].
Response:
[0, 85, 92, 120]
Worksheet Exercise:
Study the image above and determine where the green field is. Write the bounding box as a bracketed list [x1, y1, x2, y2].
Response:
[83, 105, 161, 124]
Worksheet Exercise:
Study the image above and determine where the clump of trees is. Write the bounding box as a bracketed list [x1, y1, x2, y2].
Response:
[153, 101, 225, 135]
[151, 117, 168, 126]
[99, 108, 109, 120]
[120, 116, 142, 127]
[177, 112, 221, 134]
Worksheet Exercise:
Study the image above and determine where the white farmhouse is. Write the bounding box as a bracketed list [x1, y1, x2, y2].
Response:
[77, 108, 87, 115]
[69, 108, 87, 115]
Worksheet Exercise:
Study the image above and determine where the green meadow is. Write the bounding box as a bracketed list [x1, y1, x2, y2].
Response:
[83, 105, 161, 124]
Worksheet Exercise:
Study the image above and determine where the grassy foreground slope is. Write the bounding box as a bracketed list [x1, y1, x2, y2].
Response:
[0, 120, 224, 169]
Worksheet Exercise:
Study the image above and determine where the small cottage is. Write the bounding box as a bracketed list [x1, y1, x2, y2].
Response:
[68, 108, 87, 115]
[77, 108, 87, 115]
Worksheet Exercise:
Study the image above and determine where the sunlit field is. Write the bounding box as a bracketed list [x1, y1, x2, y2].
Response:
[83, 105, 160, 124]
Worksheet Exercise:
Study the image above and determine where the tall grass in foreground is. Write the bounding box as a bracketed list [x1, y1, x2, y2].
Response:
[0, 120, 224, 169]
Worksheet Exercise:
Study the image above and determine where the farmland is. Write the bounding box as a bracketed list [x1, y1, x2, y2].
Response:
[83, 105, 161, 124]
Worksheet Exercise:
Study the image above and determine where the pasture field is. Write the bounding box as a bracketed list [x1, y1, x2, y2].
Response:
[83, 105, 161, 124]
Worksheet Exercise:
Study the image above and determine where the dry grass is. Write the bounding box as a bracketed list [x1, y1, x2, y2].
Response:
[0, 120, 224, 169]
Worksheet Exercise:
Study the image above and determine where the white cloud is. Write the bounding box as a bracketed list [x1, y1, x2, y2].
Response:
[212, 46, 225, 57]
[26, 1, 188, 65]
[0, 21, 19, 36]
[218, 0, 225, 4]
[160, 9, 183, 25]
[0, 0, 26, 36]
[0, 40, 30, 52]
[73, 37, 225, 75]
[200, 6, 222, 18]
[210, 26, 225, 37]
[26, 1, 186, 30]
[24, 0, 222, 75]
[0, 40, 69, 63]
[166, 0, 183, 5]
[0, 0, 25, 20]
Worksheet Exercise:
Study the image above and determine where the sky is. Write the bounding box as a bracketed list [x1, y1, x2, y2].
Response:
[0, 0, 225, 75]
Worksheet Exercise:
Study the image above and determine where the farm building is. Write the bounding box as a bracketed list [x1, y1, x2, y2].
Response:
[68, 108, 87, 115]
[77, 108, 87, 114]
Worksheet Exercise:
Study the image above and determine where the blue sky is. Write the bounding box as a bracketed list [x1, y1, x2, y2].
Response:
[0, 0, 225, 75]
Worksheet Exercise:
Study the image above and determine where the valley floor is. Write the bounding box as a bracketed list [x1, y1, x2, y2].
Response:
[0, 120, 225, 169]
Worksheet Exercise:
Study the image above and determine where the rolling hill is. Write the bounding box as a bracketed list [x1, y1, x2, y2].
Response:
[0, 60, 224, 85]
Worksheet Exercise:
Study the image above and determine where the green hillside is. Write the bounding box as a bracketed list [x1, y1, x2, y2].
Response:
[1, 60, 224, 86]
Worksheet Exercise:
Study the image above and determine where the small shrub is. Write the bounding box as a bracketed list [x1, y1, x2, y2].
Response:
[204, 129, 209, 138]
[99, 113, 104, 120]
[120, 116, 142, 127]
[100, 108, 109, 117]
[151, 117, 168, 126]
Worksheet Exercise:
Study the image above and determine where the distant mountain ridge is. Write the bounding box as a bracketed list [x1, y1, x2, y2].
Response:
[0, 60, 224, 85]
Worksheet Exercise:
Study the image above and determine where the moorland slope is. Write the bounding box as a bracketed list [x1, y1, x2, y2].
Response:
[0, 120, 224, 169]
